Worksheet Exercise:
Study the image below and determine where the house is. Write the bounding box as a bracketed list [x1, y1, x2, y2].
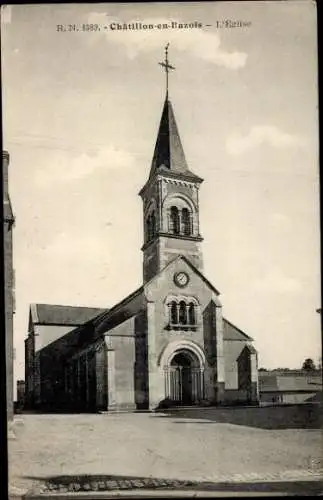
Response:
[259, 370, 322, 405]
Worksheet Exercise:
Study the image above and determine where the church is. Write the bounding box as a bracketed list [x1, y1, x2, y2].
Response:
[24, 49, 259, 412]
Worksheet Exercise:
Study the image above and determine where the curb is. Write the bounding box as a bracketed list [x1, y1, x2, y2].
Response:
[9, 472, 323, 500]
[19, 490, 292, 499]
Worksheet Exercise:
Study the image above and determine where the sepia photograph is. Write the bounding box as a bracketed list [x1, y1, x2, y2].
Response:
[1, 1, 322, 497]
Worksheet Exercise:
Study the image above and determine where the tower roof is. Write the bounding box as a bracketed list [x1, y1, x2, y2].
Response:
[148, 97, 202, 183]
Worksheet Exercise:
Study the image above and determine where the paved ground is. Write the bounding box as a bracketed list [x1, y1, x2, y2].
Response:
[8, 412, 323, 497]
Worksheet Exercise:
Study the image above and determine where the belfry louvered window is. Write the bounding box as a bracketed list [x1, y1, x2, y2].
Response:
[170, 206, 180, 234]
[169, 205, 193, 236]
[182, 208, 192, 235]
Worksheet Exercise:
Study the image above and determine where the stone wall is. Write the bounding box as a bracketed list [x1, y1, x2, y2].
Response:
[106, 316, 137, 410]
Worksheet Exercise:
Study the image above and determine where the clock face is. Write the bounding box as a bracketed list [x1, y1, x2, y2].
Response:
[174, 271, 189, 288]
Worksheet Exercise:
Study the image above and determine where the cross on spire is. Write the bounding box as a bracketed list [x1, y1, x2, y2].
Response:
[159, 43, 175, 97]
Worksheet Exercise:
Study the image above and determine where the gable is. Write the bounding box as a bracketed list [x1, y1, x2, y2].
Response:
[181, 257, 220, 295]
[223, 318, 253, 341]
[237, 344, 257, 360]
[28, 303, 107, 352]
[144, 255, 221, 305]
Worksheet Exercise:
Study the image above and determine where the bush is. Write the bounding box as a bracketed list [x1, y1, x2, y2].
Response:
[155, 398, 177, 410]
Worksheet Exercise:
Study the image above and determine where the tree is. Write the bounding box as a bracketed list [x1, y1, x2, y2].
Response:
[258, 368, 268, 372]
[302, 358, 316, 371]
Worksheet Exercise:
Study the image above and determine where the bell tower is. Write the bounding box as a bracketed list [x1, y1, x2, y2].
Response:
[139, 45, 204, 283]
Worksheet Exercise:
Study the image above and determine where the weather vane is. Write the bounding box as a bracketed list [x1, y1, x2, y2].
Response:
[158, 43, 175, 97]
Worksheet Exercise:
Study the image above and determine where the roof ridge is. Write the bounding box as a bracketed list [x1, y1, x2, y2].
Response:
[33, 303, 106, 309]
[94, 286, 144, 326]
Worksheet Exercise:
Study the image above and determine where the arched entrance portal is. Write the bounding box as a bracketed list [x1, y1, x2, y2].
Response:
[164, 349, 205, 405]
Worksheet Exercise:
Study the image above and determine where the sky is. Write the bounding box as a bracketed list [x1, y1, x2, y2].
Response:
[1, 1, 321, 393]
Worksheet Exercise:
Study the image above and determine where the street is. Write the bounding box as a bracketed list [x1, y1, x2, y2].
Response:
[8, 411, 323, 497]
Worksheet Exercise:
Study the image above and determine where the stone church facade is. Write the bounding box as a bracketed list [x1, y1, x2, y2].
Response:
[24, 89, 259, 412]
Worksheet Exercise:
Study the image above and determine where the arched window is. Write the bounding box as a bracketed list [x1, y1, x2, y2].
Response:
[166, 297, 199, 329]
[170, 206, 180, 235]
[170, 301, 178, 325]
[179, 301, 187, 325]
[182, 208, 191, 236]
[188, 303, 196, 325]
[151, 211, 156, 237]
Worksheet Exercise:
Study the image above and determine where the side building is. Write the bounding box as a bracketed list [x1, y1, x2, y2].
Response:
[2, 150, 15, 423]
[24, 304, 105, 409]
[259, 370, 322, 405]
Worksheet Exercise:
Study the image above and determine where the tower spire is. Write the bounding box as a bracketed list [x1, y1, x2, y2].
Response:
[158, 43, 175, 98]
[141, 45, 203, 182]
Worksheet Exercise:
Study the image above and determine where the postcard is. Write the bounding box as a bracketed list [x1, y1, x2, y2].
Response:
[2, 2, 321, 497]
